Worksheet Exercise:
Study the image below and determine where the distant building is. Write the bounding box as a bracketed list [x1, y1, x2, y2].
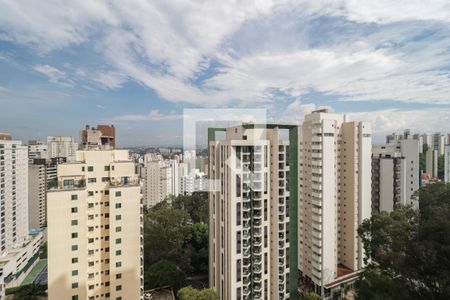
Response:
[413, 134, 423, 154]
[47, 149, 143, 300]
[445, 145, 450, 183]
[433, 133, 445, 156]
[47, 136, 78, 161]
[372, 138, 420, 213]
[80, 124, 116, 150]
[426, 148, 439, 179]
[421, 133, 433, 149]
[28, 159, 48, 230]
[142, 154, 172, 207]
[27, 140, 47, 162]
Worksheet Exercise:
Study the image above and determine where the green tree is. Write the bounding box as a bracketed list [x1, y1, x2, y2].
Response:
[145, 260, 186, 291]
[187, 223, 209, 273]
[178, 286, 219, 300]
[172, 191, 209, 223]
[7, 284, 46, 299]
[144, 201, 192, 270]
[356, 182, 450, 300]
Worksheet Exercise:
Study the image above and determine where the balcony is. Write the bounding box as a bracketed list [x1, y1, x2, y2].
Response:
[312, 214, 322, 223]
[311, 152, 322, 159]
[57, 177, 86, 190]
[312, 191, 322, 198]
[312, 206, 322, 215]
[109, 177, 139, 187]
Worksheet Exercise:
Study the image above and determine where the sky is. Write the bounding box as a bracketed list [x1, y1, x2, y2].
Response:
[0, 0, 450, 146]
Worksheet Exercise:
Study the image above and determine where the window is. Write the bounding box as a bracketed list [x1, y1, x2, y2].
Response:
[115, 226, 121, 232]
[71, 220, 78, 226]
[71, 233, 78, 238]
[236, 231, 241, 254]
[102, 177, 110, 182]
[116, 285, 122, 291]
[88, 178, 96, 183]
[116, 274, 122, 279]
[104, 166, 110, 171]
[116, 250, 121, 256]
[115, 203, 121, 209]
[88, 191, 94, 196]
[71, 194, 78, 200]
[87, 166, 94, 172]
[72, 258, 78, 264]
[71, 207, 78, 213]
[115, 191, 121, 197]
[236, 259, 241, 282]
[72, 283, 78, 289]
[72, 245, 78, 251]
[72, 270, 78, 276]
[115, 215, 121, 221]
[236, 203, 241, 226]
[116, 238, 122, 244]
[116, 262, 122, 268]
[72, 296, 79, 300]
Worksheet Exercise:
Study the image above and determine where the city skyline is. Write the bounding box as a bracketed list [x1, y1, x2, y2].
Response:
[1, 1, 450, 145]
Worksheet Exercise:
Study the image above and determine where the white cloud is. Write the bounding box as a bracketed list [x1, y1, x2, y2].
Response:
[33, 64, 74, 87]
[349, 108, 450, 139]
[94, 71, 127, 89]
[281, 100, 333, 123]
[111, 110, 182, 122]
[1, 0, 450, 106]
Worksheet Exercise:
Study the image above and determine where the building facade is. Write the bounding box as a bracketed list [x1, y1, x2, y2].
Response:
[141, 154, 171, 207]
[372, 139, 419, 213]
[47, 150, 143, 300]
[208, 124, 298, 300]
[28, 159, 48, 230]
[80, 125, 116, 150]
[0, 137, 29, 254]
[297, 110, 371, 299]
[445, 145, 450, 183]
[28, 140, 48, 162]
[47, 136, 78, 162]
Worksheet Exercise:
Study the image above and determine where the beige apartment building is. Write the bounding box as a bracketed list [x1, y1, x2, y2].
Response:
[47, 149, 143, 300]
[141, 154, 172, 207]
[298, 109, 371, 299]
[209, 124, 297, 300]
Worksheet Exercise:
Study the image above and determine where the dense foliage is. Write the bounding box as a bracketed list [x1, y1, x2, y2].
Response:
[177, 286, 219, 300]
[6, 284, 47, 299]
[144, 192, 209, 291]
[356, 182, 450, 300]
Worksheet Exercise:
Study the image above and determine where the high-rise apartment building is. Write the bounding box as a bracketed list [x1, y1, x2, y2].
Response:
[47, 149, 143, 300]
[444, 145, 450, 183]
[28, 158, 48, 230]
[141, 154, 172, 207]
[208, 124, 298, 300]
[433, 133, 445, 156]
[0, 135, 29, 253]
[422, 133, 432, 149]
[28, 140, 48, 162]
[425, 148, 439, 179]
[47, 136, 78, 161]
[372, 139, 419, 213]
[298, 110, 371, 298]
[413, 134, 423, 154]
[80, 125, 116, 150]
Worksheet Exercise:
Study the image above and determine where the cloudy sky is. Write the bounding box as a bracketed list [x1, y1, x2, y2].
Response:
[0, 0, 449, 146]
